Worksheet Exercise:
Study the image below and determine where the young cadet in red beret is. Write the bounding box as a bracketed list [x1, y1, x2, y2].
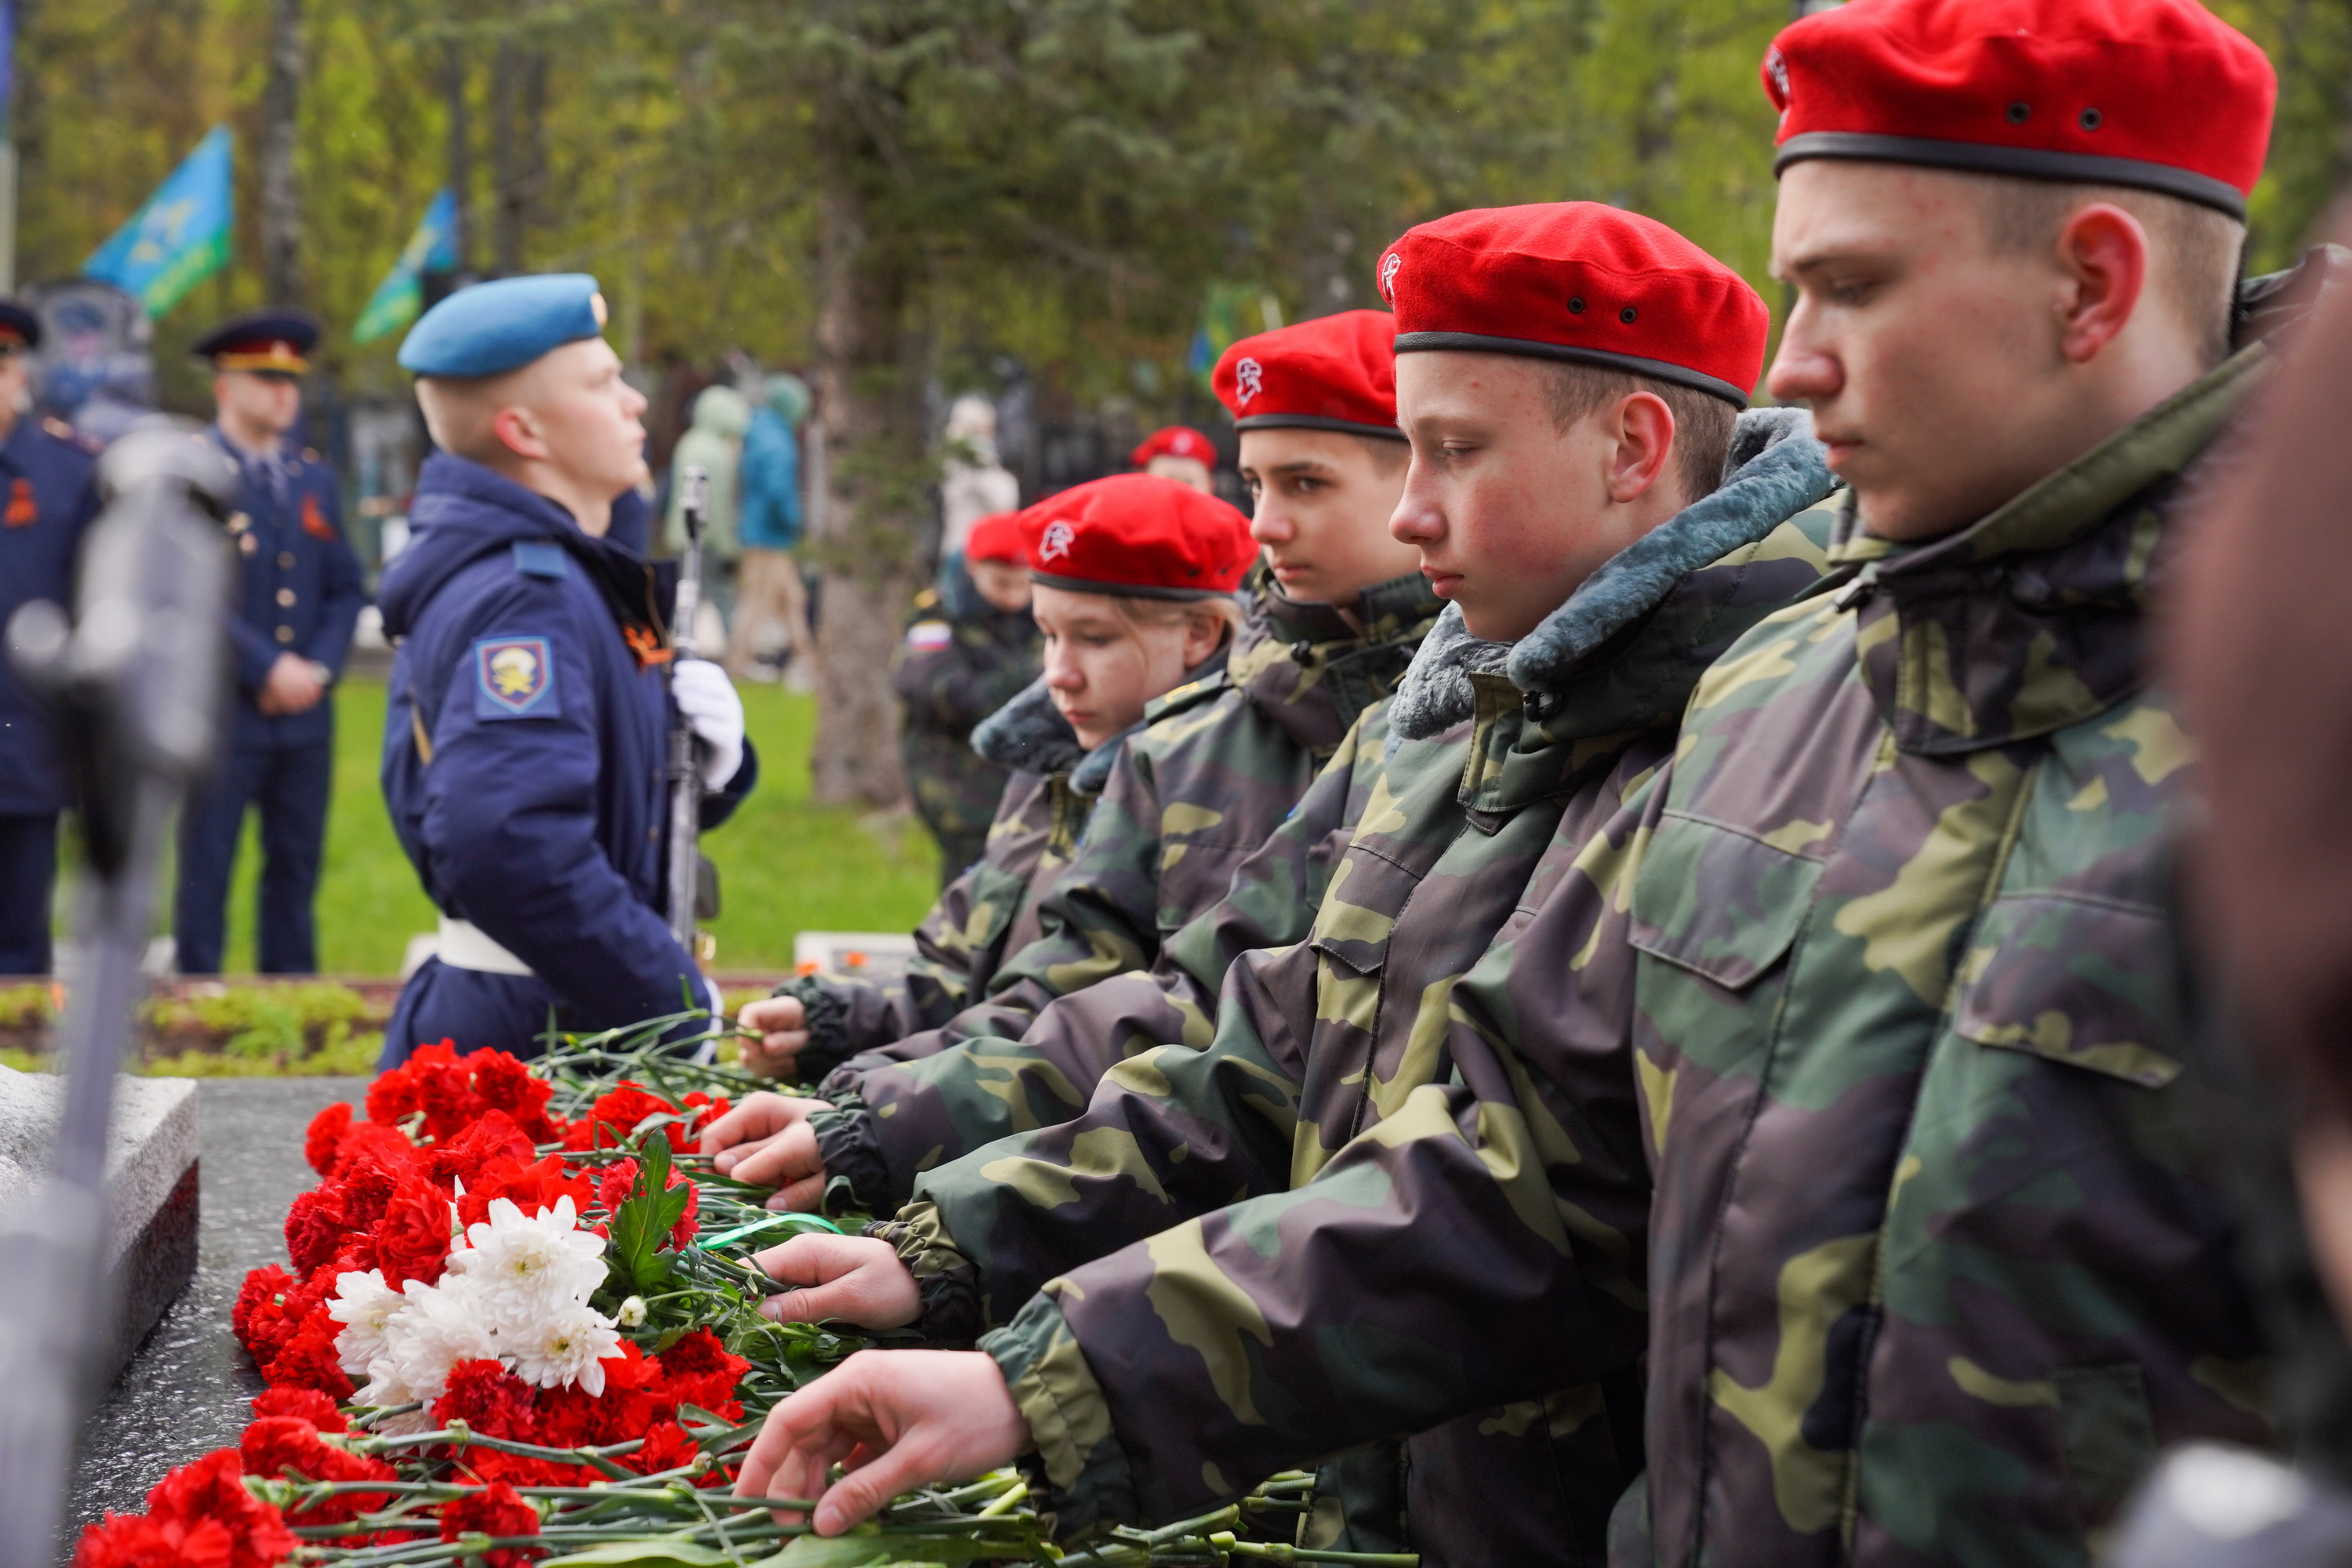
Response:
[710, 310, 1441, 1216]
[1419, 2, 2296, 1563]
[728, 474, 1255, 1091]
[1130, 424, 1217, 493]
[729, 204, 1842, 1566]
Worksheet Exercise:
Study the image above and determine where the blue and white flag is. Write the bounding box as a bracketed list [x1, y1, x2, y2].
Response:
[353, 188, 459, 345]
[83, 125, 233, 318]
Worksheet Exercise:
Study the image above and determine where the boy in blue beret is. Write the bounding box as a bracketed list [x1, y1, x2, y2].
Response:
[174, 306, 367, 976]
[378, 274, 758, 1062]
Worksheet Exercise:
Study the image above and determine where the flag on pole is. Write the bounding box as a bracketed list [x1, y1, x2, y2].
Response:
[352, 189, 459, 345]
[83, 125, 233, 318]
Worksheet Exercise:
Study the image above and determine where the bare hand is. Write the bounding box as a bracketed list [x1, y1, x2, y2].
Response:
[735, 995, 810, 1080]
[699, 1091, 829, 1210]
[751, 1233, 920, 1330]
[256, 652, 325, 716]
[736, 1349, 1031, 1535]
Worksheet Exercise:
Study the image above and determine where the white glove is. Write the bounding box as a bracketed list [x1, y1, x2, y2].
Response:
[671, 657, 746, 791]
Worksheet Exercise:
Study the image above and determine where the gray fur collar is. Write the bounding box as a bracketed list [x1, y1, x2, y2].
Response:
[967, 674, 1150, 796]
[1388, 406, 1828, 742]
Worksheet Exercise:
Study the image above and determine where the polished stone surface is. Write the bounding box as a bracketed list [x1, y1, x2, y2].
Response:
[68, 1076, 365, 1531]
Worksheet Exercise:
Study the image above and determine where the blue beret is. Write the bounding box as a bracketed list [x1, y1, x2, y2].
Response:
[397, 273, 608, 378]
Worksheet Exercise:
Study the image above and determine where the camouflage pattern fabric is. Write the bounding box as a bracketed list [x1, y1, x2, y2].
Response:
[808, 574, 1441, 1212]
[1619, 348, 2275, 1568]
[869, 427, 1841, 1561]
[895, 565, 1042, 885]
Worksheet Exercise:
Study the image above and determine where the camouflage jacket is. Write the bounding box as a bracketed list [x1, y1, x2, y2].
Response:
[1615, 349, 2274, 1568]
[781, 677, 1124, 1078]
[895, 564, 1042, 875]
[808, 574, 1442, 1211]
[873, 415, 1840, 1561]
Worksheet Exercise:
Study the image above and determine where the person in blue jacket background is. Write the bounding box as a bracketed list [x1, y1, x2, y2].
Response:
[0, 299, 103, 975]
[172, 309, 366, 975]
[378, 274, 757, 1064]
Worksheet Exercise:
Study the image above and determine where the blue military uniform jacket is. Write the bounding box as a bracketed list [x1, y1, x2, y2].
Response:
[205, 426, 367, 750]
[0, 417, 103, 815]
[379, 453, 756, 1044]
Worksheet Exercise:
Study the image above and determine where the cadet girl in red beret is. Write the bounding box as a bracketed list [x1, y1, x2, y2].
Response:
[1127, 425, 1217, 494]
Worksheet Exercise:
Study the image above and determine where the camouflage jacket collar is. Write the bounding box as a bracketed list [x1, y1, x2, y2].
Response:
[1389, 406, 1835, 750]
[1828, 344, 2267, 756]
[1172, 572, 1442, 757]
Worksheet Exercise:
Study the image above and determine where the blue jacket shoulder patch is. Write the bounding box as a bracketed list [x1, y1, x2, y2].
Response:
[512, 539, 570, 579]
[472, 633, 561, 718]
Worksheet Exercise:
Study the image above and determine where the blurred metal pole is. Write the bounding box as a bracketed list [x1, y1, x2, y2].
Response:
[667, 464, 708, 956]
[0, 424, 236, 1566]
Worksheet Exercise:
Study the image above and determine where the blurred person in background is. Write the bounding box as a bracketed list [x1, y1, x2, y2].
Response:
[662, 382, 750, 644]
[1128, 424, 1215, 493]
[0, 299, 102, 976]
[941, 393, 1020, 557]
[731, 372, 818, 687]
[174, 308, 365, 976]
[894, 510, 1040, 887]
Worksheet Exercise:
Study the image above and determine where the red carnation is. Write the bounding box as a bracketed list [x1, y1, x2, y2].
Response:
[655, 1328, 750, 1416]
[569, 1083, 685, 1152]
[231, 1266, 299, 1360]
[260, 1313, 354, 1400]
[426, 1109, 534, 1186]
[239, 1418, 397, 1525]
[73, 1513, 232, 1568]
[462, 1154, 593, 1229]
[434, 1359, 541, 1443]
[303, 1103, 354, 1176]
[681, 1091, 731, 1137]
[281, 1189, 347, 1278]
[470, 1051, 564, 1142]
[251, 1386, 347, 1431]
[364, 1041, 450, 1127]
[117, 1450, 300, 1568]
[621, 1419, 703, 1479]
[333, 1119, 423, 1178]
[439, 1481, 542, 1568]
[373, 1173, 456, 1288]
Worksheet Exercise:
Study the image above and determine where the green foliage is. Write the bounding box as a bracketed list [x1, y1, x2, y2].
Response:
[604, 1132, 691, 1295]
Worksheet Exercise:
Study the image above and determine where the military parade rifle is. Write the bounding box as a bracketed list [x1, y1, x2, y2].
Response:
[0, 425, 236, 1565]
[667, 465, 708, 960]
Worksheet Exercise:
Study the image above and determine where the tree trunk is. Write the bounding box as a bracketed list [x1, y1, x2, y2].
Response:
[489, 39, 546, 275]
[443, 42, 471, 273]
[807, 143, 924, 808]
[260, 0, 303, 304]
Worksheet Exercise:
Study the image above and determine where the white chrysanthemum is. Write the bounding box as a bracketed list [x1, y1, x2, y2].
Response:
[327, 1269, 408, 1377]
[386, 1275, 500, 1404]
[353, 1354, 416, 1411]
[504, 1301, 623, 1396]
[443, 1196, 606, 1327]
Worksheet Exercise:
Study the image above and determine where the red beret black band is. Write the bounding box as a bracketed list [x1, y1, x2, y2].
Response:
[1773, 132, 2249, 220]
[1392, 331, 1752, 408]
[1028, 571, 1237, 602]
[1232, 411, 1406, 440]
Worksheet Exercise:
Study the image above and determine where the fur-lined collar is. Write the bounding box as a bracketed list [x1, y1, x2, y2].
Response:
[1388, 407, 1829, 742]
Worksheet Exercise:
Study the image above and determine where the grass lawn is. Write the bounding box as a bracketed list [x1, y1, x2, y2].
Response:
[194, 675, 942, 975]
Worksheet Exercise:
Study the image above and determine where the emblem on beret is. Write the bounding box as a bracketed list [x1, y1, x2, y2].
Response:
[1379, 252, 1403, 301]
[1235, 358, 1264, 406]
[474, 635, 556, 716]
[1764, 48, 1790, 107]
[1039, 521, 1076, 563]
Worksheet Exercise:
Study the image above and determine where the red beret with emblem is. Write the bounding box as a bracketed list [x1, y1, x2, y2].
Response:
[1211, 310, 1403, 441]
[1019, 474, 1255, 601]
[1129, 426, 1217, 469]
[1762, 0, 2274, 219]
[1376, 203, 1767, 407]
[964, 511, 1027, 566]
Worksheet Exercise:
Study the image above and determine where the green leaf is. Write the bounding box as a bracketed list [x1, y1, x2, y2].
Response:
[758, 1531, 1037, 1567]
[540, 1542, 735, 1568]
[607, 1132, 694, 1294]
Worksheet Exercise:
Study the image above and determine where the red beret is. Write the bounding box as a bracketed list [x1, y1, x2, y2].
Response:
[1763, 0, 2274, 219]
[1130, 426, 1216, 469]
[1019, 474, 1255, 601]
[1211, 310, 1403, 441]
[964, 511, 1026, 566]
[1376, 204, 1767, 408]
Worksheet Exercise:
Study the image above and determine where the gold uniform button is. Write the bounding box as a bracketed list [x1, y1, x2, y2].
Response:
[278, 551, 296, 568]
[274, 625, 295, 644]
[277, 588, 296, 607]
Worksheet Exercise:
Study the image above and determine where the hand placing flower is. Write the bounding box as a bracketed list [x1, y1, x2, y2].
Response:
[737, 1350, 1033, 1536]
[751, 1233, 921, 1330]
[698, 1091, 829, 1210]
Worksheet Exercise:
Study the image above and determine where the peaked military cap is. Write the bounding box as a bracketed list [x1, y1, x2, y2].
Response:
[1377, 203, 1768, 407]
[1213, 310, 1403, 440]
[194, 307, 321, 374]
[1763, 0, 2276, 220]
[1021, 474, 1254, 601]
[0, 300, 41, 351]
[398, 273, 609, 379]
[1129, 426, 1215, 469]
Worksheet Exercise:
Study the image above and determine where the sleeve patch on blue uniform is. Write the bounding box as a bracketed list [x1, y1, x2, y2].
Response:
[512, 540, 570, 579]
[473, 635, 560, 717]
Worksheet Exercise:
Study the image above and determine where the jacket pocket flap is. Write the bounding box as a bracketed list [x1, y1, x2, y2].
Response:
[1953, 894, 2183, 1087]
[1628, 811, 1824, 990]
